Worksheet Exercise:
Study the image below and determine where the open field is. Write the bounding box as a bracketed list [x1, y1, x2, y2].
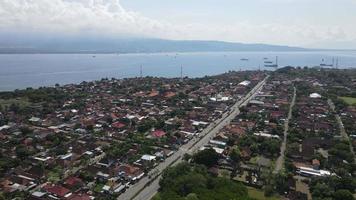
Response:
[247, 187, 281, 200]
[0, 97, 30, 108]
[339, 96, 356, 105]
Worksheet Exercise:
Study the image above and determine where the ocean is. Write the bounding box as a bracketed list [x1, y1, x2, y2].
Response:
[1, 51, 356, 91]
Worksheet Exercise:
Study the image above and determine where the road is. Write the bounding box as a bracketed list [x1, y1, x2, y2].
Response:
[274, 86, 296, 173]
[328, 99, 356, 163]
[117, 75, 269, 200]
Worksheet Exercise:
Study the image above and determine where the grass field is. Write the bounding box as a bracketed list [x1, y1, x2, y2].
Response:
[0, 97, 30, 108]
[339, 96, 356, 105]
[247, 187, 281, 200]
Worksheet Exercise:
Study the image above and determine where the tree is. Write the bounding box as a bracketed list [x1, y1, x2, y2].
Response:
[264, 185, 274, 197]
[158, 162, 250, 200]
[229, 146, 241, 179]
[311, 183, 333, 200]
[192, 148, 219, 168]
[186, 193, 199, 200]
[274, 172, 288, 194]
[15, 145, 30, 159]
[0, 192, 5, 200]
[333, 189, 354, 200]
[20, 126, 33, 136]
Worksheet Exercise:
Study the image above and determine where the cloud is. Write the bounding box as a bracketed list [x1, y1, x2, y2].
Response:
[0, 0, 355, 48]
[0, 0, 169, 37]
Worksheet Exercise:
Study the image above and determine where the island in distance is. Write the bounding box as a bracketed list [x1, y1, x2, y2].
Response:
[0, 35, 307, 54]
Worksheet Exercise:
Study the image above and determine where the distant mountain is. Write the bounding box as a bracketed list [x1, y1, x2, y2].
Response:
[0, 36, 308, 53]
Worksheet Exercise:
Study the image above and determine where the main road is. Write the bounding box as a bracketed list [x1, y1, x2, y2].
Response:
[118, 75, 269, 200]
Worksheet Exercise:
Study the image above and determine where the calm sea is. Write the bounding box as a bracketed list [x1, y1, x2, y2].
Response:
[1, 51, 356, 91]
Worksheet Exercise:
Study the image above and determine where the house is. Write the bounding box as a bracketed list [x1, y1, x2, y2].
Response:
[309, 93, 321, 98]
[151, 130, 166, 138]
[111, 122, 126, 129]
[312, 159, 320, 170]
[29, 117, 41, 124]
[64, 176, 84, 190]
[17, 165, 46, 181]
[30, 191, 47, 200]
[43, 184, 72, 199]
[238, 80, 251, 86]
[118, 164, 144, 182]
[296, 166, 331, 177]
[141, 155, 156, 162]
[67, 193, 92, 200]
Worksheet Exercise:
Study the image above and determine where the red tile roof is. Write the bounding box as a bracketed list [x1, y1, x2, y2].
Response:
[44, 184, 70, 197]
[64, 176, 83, 187]
[152, 130, 166, 138]
[67, 193, 91, 200]
[112, 122, 126, 129]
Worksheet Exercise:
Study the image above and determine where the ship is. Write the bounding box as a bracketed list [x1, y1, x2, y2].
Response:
[319, 58, 336, 67]
[264, 56, 278, 68]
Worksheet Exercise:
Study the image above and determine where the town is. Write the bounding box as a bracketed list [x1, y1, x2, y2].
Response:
[0, 67, 355, 200]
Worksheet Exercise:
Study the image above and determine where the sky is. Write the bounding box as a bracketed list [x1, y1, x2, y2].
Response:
[0, 0, 356, 49]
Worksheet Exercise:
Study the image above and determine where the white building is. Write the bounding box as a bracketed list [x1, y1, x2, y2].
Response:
[309, 93, 322, 98]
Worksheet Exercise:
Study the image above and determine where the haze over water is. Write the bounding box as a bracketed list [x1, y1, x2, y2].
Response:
[1, 51, 356, 91]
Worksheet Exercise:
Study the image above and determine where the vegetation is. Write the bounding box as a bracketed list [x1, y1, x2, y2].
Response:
[309, 176, 356, 200]
[192, 148, 219, 168]
[154, 162, 253, 200]
[339, 96, 356, 106]
[247, 187, 280, 200]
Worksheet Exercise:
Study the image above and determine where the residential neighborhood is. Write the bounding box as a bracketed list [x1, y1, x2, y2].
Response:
[0, 71, 265, 199]
[0, 68, 355, 200]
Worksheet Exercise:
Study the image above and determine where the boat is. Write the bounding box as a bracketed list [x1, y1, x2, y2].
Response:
[320, 58, 334, 67]
[320, 63, 333, 67]
[264, 64, 278, 68]
[264, 56, 278, 68]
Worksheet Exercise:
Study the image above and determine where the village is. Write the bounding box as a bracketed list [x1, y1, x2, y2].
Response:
[0, 71, 265, 199]
[0, 68, 355, 200]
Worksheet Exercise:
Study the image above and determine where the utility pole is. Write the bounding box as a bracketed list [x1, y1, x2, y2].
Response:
[140, 65, 143, 78]
[332, 57, 335, 68]
[336, 57, 339, 69]
[180, 65, 183, 82]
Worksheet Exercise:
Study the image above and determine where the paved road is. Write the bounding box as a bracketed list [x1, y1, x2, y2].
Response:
[274, 86, 296, 173]
[328, 99, 356, 163]
[117, 76, 269, 200]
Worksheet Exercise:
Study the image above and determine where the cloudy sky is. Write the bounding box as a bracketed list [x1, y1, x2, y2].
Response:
[1, 0, 356, 48]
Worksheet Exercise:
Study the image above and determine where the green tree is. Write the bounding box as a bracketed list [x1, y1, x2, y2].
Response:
[333, 189, 355, 200]
[311, 183, 333, 200]
[192, 148, 219, 168]
[186, 193, 199, 200]
[15, 145, 30, 159]
[275, 172, 288, 194]
[229, 146, 241, 179]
